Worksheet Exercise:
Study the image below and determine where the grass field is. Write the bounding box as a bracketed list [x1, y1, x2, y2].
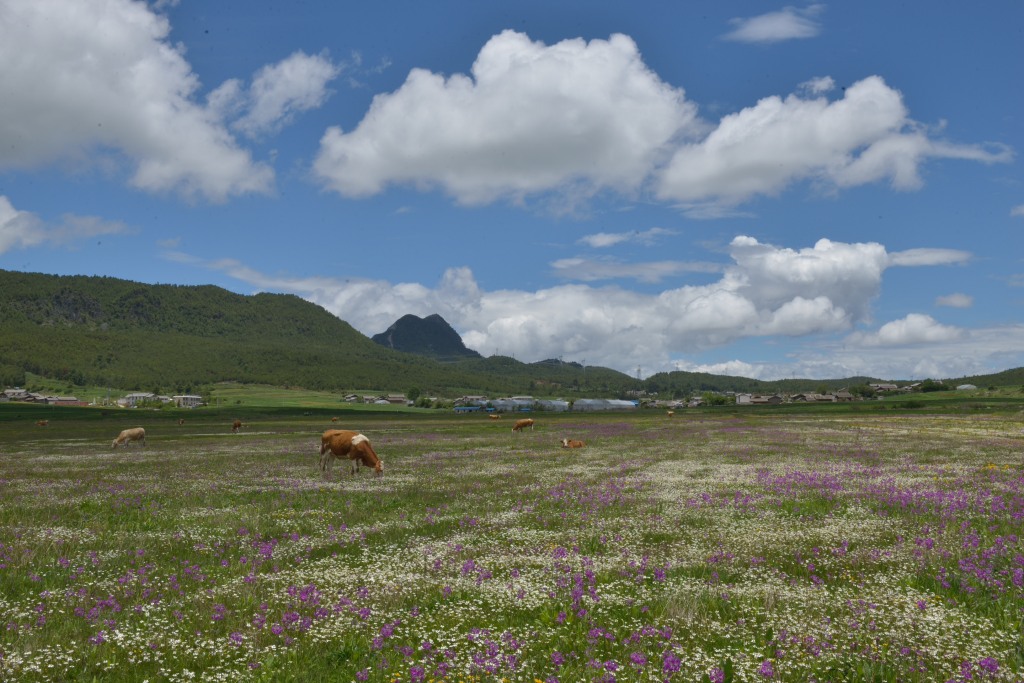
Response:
[1, 406, 1022, 682]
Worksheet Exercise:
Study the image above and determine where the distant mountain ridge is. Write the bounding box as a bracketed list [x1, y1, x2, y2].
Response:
[0, 269, 1020, 396]
[371, 313, 482, 360]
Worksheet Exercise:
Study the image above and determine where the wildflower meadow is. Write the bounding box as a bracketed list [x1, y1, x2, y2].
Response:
[1, 408, 1021, 682]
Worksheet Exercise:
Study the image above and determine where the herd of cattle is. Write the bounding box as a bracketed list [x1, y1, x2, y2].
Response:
[65, 413, 589, 477]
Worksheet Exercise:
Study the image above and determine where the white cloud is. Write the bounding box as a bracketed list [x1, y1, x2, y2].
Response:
[313, 30, 1007, 214]
[888, 248, 971, 266]
[798, 76, 835, 95]
[814, 323, 1024, 380]
[657, 76, 1011, 208]
[936, 293, 973, 308]
[848, 313, 965, 347]
[0, 0, 272, 201]
[0, 195, 130, 254]
[725, 236, 888, 325]
[231, 52, 341, 138]
[673, 359, 763, 379]
[577, 227, 675, 248]
[722, 5, 824, 44]
[1011, 204, 1024, 217]
[313, 30, 699, 204]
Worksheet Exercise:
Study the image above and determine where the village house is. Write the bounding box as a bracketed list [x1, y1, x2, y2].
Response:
[2, 388, 31, 402]
[172, 395, 203, 408]
[792, 393, 832, 402]
[119, 392, 171, 407]
[45, 396, 85, 406]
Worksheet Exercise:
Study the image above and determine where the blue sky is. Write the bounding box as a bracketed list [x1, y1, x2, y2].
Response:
[2, 1, 1022, 381]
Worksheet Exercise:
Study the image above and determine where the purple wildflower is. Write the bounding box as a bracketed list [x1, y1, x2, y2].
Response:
[978, 657, 999, 674]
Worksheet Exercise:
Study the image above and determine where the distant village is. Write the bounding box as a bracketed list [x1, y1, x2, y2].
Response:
[0, 389, 411, 409]
[1, 380, 981, 412]
[452, 381, 974, 412]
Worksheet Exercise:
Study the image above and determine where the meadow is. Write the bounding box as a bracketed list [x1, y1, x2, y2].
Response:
[0, 407, 1021, 682]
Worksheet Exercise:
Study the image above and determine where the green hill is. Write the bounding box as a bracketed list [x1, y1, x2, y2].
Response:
[0, 269, 640, 396]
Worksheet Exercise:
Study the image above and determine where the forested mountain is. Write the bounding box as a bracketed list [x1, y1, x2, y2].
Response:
[371, 313, 482, 360]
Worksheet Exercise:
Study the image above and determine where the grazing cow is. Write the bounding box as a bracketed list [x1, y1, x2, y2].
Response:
[666, 410, 675, 417]
[488, 413, 502, 420]
[561, 438, 585, 448]
[512, 418, 535, 433]
[112, 427, 146, 449]
[177, 419, 185, 426]
[232, 420, 243, 433]
[35, 420, 49, 427]
[319, 429, 383, 476]
[331, 417, 339, 422]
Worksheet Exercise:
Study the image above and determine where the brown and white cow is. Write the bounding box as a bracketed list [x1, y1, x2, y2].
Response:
[488, 413, 502, 420]
[35, 420, 49, 427]
[666, 410, 675, 417]
[319, 429, 383, 477]
[561, 438, 585, 448]
[512, 418, 535, 433]
[112, 427, 146, 449]
[232, 420, 243, 433]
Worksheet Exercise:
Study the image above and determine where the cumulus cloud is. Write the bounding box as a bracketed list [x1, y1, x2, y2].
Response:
[848, 313, 965, 347]
[309, 29, 1008, 214]
[313, 30, 698, 204]
[223, 52, 341, 138]
[722, 5, 824, 44]
[724, 236, 888, 326]
[0, 0, 272, 201]
[657, 76, 1012, 210]
[577, 227, 675, 248]
[936, 293, 973, 308]
[0, 195, 130, 254]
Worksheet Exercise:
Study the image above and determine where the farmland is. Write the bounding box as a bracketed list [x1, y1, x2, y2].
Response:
[1, 407, 1022, 682]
